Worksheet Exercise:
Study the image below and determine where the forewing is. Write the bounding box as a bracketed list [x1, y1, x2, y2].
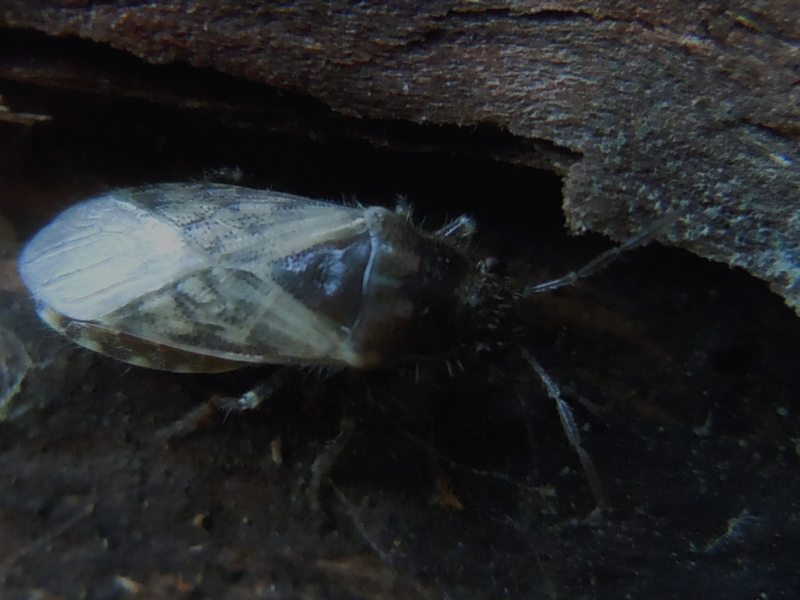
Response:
[20, 183, 368, 368]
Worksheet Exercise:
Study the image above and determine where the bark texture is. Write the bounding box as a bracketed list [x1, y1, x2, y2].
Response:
[1, 1, 798, 313]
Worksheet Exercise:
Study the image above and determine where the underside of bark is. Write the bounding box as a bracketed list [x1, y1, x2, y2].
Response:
[2, 0, 798, 313]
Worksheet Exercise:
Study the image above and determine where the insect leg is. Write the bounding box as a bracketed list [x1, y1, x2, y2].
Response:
[523, 215, 675, 295]
[155, 367, 292, 443]
[434, 214, 477, 240]
[215, 366, 294, 415]
[522, 350, 606, 512]
[308, 417, 356, 514]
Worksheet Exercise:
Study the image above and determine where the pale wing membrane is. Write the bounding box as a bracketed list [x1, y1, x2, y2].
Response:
[19, 196, 207, 321]
[102, 267, 360, 366]
[119, 184, 368, 365]
[134, 184, 364, 263]
[22, 184, 369, 367]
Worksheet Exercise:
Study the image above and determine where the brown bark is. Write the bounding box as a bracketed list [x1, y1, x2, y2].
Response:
[1, 1, 798, 313]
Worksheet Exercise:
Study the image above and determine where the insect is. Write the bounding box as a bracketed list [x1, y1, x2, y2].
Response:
[18, 183, 505, 372]
[18, 182, 669, 507]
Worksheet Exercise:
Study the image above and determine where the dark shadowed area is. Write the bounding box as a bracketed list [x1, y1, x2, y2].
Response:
[0, 27, 798, 600]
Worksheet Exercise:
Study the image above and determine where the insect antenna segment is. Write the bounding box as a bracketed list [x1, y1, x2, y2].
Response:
[523, 214, 676, 296]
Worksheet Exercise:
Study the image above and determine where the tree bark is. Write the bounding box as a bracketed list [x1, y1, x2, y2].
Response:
[2, 1, 798, 313]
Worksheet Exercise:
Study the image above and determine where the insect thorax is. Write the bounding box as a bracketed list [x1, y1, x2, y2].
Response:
[341, 207, 481, 367]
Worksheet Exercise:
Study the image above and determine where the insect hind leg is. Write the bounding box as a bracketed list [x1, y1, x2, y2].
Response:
[522, 350, 606, 514]
[155, 367, 293, 443]
[308, 417, 357, 514]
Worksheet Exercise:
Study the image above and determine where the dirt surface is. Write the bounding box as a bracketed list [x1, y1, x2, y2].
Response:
[0, 25, 799, 600]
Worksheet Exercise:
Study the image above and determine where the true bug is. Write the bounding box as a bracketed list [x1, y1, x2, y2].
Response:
[19, 183, 501, 372]
[18, 182, 669, 507]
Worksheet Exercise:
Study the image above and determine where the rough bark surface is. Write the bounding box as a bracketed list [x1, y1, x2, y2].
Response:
[1, 0, 799, 313]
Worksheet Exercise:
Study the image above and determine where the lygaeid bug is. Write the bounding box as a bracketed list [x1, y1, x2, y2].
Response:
[18, 182, 671, 508]
[19, 183, 506, 372]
